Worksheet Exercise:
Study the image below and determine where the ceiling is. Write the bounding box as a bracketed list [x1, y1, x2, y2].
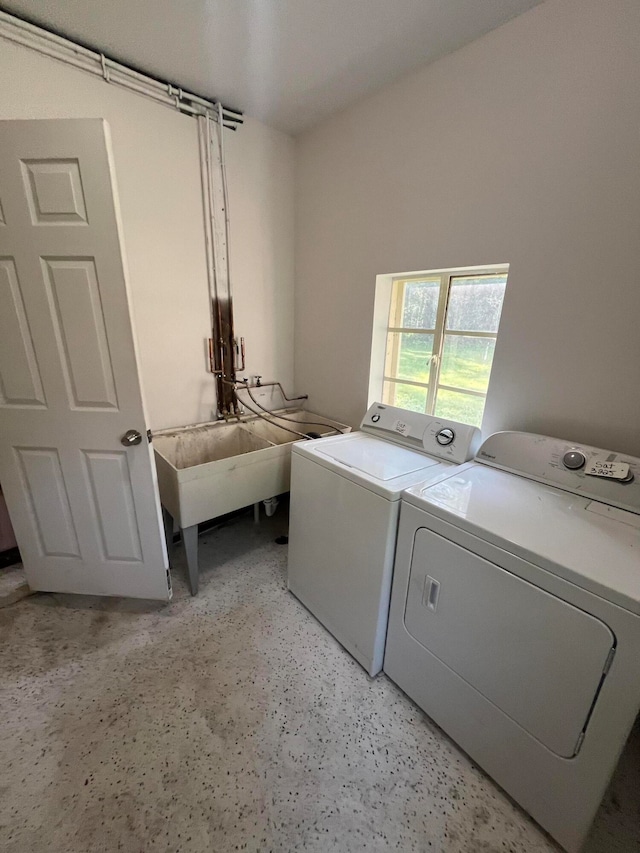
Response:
[2, 0, 544, 134]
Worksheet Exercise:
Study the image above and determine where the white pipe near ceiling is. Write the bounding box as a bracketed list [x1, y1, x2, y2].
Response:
[198, 116, 219, 335]
[0, 9, 221, 120]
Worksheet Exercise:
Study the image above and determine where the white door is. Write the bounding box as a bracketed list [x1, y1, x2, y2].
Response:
[0, 119, 170, 600]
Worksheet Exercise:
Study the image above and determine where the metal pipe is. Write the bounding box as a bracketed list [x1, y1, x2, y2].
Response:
[200, 116, 236, 415]
[207, 103, 240, 416]
[204, 111, 246, 418]
[216, 103, 237, 357]
[0, 10, 243, 124]
[205, 118, 226, 358]
[199, 117, 222, 398]
[234, 337, 246, 373]
[217, 103, 232, 253]
[201, 115, 236, 415]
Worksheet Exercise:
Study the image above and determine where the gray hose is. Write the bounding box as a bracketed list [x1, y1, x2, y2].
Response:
[241, 382, 344, 436]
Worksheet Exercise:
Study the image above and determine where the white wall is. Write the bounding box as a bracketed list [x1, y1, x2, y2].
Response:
[0, 37, 294, 430]
[226, 117, 295, 399]
[295, 0, 640, 456]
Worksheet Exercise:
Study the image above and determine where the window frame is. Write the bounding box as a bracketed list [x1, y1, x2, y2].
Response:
[378, 265, 508, 425]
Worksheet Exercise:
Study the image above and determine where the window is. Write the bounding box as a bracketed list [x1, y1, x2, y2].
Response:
[380, 268, 508, 427]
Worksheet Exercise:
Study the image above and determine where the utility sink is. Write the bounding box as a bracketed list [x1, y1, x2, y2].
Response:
[153, 408, 350, 595]
[154, 422, 271, 469]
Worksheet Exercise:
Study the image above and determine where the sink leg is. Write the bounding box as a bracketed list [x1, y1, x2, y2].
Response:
[181, 524, 199, 596]
[253, 502, 260, 524]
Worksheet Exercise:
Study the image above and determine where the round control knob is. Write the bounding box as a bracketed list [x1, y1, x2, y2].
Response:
[436, 428, 455, 446]
[371, 414, 381, 423]
[563, 449, 586, 470]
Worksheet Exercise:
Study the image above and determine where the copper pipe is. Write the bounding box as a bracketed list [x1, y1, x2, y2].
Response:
[234, 336, 246, 372]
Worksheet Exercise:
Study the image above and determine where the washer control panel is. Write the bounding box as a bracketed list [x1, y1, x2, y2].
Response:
[476, 431, 640, 514]
[361, 403, 481, 463]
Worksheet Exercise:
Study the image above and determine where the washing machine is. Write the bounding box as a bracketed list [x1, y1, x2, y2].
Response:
[287, 402, 480, 677]
[384, 430, 640, 852]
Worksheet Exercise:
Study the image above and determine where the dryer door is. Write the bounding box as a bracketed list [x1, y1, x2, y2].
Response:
[404, 529, 614, 757]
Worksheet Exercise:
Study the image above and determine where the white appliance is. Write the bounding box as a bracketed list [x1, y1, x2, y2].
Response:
[384, 431, 640, 853]
[287, 402, 480, 677]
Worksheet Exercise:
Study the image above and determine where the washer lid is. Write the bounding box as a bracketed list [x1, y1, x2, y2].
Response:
[316, 434, 441, 481]
[404, 464, 640, 614]
[293, 431, 451, 500]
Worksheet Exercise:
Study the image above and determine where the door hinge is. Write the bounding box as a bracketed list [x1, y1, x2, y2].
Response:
[147, 429, 153, 443]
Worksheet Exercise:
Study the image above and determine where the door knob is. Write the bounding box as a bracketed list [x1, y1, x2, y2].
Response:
[121, 429, 143, 446]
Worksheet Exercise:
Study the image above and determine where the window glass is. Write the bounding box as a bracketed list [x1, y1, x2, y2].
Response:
[380, 267, 507, 429]
[386, 332, 434, 384]
[434, 389, 484, 428]
[439, 336, 496, 393]
[400, 279, 440, 329]
[383, 381, 427, 413]
[445, 275, 507, 333]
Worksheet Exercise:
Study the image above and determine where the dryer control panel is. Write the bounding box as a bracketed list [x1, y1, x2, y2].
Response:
[476, 431, 640, 514]
[361, 403, 481, 463]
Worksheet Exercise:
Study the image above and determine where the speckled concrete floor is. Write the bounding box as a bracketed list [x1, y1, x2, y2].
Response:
[0, 563, 30, 608]
[1, 509, 637, 853]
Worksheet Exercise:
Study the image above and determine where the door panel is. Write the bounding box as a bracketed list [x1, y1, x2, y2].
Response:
[42, 257, 118, 409]
[21, 158, 88, 225]
[83, 450, 142, 562]
[0, 258, 46, 407]
[16, 447, 80, 558]
[0, 119, 169, 599]
[405, 528, 614, 757]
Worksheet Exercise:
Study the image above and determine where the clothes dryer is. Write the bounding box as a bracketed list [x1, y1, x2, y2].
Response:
[385, 431, 640, 852]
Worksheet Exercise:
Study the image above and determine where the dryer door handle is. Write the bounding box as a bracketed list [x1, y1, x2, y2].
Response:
[424, 576, 441, 612]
